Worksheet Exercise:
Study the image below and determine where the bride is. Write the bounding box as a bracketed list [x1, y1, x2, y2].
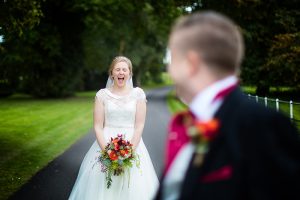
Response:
[69, 56, 159, 199]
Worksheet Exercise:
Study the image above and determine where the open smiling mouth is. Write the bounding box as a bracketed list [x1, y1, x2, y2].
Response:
[117, 77, 125, 84]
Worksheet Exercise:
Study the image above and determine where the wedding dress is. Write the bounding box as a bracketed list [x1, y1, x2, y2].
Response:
[69, 87, 159, 200]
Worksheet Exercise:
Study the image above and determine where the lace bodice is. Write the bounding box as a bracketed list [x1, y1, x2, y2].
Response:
[95, 87, 146, 128]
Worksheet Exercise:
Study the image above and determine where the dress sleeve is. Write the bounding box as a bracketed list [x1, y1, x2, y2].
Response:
[136, 87, 147, 102]
[95, 89, 105, 103]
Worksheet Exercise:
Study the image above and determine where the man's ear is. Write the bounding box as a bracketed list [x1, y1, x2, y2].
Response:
[186, 50, 202, 76]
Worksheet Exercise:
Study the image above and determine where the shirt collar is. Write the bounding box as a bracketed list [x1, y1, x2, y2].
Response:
[189, 75, 238, 120]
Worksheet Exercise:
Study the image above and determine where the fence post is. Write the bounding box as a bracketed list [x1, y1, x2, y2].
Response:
[256, 95, 258, 103]
[264, 97, 268, 107]
[276, 99, 279, 112]
[290, 101, 293, 120]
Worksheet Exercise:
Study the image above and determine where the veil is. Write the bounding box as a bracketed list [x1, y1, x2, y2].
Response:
[105, 76, 133, 89]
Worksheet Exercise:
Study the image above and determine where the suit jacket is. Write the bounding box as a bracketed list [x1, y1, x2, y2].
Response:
[156, 87, 300, 200]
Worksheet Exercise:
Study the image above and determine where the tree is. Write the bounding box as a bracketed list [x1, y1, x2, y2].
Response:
[176, 0, 300, 94]
[0, 0, 43, 37]
[1, 0, 85, 97]
[265, 32, 300, 90]
[0, 0, 44, 97]
[79, 0, 181, 88]
[1, 0, 180, 97]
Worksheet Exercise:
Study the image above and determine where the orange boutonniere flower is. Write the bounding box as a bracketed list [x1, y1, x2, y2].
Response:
[187, 118, 220, 153]
[195, 119, 219, 141]
[182, 113, 220, 166]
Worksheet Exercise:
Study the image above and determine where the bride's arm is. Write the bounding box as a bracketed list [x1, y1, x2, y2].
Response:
[94, 97, 107, 151]
[131, 100, 146, 150]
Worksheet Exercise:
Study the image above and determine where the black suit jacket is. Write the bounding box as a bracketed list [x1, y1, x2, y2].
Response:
[156, 87, 300, 200]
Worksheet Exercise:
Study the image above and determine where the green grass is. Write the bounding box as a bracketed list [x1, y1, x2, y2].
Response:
[242, 86, 257, 94]
[0, 91, 96, 200]
[243, 86, 296, 93]
[166, 90, 187, 114]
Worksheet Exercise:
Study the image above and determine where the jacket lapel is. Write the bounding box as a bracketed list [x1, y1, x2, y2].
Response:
[201, 87, 244, 170]
[180, 87, 245, 199]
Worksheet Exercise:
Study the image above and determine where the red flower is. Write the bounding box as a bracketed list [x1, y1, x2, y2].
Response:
[109, 150, 118, 161]
[114, 143, 120, 151]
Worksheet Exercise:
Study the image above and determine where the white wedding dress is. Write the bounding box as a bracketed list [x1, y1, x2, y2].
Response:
[69, 87, 159, 200]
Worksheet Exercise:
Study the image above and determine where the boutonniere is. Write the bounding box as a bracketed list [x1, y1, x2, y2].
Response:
[183, 113, 220, 166]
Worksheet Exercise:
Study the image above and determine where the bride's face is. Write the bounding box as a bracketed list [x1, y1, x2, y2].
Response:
[111, 61, 130, 88]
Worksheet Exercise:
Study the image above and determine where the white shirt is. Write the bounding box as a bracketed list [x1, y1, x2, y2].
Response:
[163, 75, 238, 200]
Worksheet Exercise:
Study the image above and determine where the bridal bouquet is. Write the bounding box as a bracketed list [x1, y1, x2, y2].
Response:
[98, 134, 140, 188]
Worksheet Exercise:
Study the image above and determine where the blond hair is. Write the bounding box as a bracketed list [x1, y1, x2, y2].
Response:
[171, 11, 244, 74]
[108, 56, 133, 77]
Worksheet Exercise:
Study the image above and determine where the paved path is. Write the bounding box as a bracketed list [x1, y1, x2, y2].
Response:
[9, 86, 172, 200]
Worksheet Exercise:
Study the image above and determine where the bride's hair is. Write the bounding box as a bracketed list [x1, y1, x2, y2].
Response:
[108, 56, 133, 78]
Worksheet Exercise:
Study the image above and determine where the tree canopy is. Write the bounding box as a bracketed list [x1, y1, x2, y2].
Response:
[187, 0, 300, 94]
[0, 0, 181, 97]
[1, 0, 299, 97]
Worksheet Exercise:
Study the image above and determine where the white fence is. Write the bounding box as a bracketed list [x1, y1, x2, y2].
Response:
[247, 94, 300, 123]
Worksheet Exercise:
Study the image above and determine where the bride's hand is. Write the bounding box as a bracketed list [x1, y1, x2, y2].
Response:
[130, 140, 136, 151]
[100, 141, 108, 151]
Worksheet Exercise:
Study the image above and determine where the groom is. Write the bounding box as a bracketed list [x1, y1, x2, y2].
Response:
[155, 11, 300, 200]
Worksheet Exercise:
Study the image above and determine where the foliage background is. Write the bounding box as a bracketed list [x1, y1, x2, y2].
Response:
[0, 0, 181, 97]
[1, 0, 299, 97]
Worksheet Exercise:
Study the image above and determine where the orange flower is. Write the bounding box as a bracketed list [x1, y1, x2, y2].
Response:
[195, 119, 219, 140]
[113, 138, 119, 143]
[120, 150, 126, 156]
[109, 151, 118, 161]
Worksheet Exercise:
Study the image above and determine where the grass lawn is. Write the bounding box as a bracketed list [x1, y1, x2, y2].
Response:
[166, 90, 187, 114]
[0, 91, 95, 200]
[166, 87, 300, 129]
